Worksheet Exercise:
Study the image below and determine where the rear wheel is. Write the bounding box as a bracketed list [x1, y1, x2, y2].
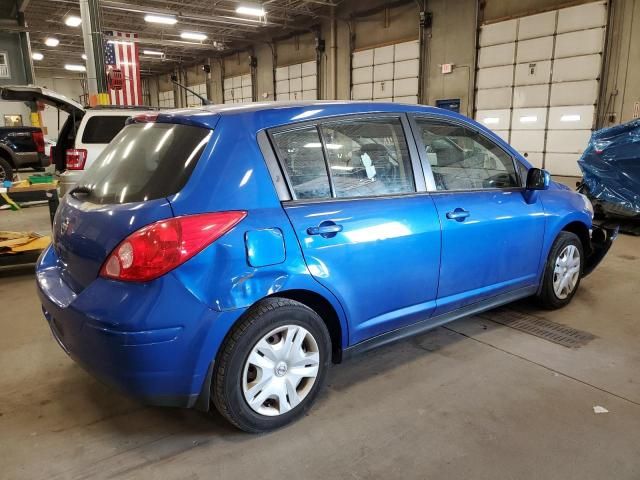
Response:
[537, 232, 583, 309]
[212, 297, 331, 433]
[0, 157, 13, 183]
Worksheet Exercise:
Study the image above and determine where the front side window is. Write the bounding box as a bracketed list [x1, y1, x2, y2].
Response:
[271, 126, 331, 200]
[319, 118, 415, 198]
[415, 118, 519, 191]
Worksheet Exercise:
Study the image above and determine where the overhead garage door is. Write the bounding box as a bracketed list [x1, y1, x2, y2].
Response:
[224, 74, 253, 104]
[158, 90, 175, 108]
[351, 40, 420, 104]
[475, 1, 607, 176]
[186, 83, 208, 107]
[276, 61, 317, 101]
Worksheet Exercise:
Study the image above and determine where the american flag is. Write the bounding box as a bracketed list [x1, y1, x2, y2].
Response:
[104, 31, 142, 105]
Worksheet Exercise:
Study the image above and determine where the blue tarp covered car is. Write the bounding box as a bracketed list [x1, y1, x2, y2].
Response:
[578, 119, 640, 218]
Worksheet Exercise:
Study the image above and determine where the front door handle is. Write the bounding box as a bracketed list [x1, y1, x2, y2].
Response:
[307, 221, 343, 238]
[446, 208, 470, 222]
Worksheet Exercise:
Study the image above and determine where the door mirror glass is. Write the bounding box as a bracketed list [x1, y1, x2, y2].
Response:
[526, 168, 550, 190]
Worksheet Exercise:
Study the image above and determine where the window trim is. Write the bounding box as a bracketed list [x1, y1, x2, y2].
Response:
[265, 112, 427, 203]
[408, 113, 525, 194]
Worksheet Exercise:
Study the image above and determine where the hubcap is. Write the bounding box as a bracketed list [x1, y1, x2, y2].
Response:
[242, 325, 320, 417]
[553, 244, 581, 299]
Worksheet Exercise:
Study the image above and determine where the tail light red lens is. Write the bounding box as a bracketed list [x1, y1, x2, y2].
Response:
[99, 211, 247, 282]
[32, 130, 45, 153]
[66, 149, 88, 170]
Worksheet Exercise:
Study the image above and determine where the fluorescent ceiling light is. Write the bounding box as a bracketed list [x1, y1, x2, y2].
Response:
[64, 15, 82, 27]
[326, 144, 342, 150]
[304, 143, 321, 148]
[65, 64, 86, 72]
[32, 52, 43, 61]
[331, 165, 353, 171]
[482, 117, 499, 125]
[180, 32, 207, 41]
[144, 14, 177, 25]
[560, 114, 581, 122]
[519, 115, 538, 123]
[44, 37, 59, 47]
[143, 49, 164, 56]
[81, 54, 87, 60]
[236, 5, 266, 16]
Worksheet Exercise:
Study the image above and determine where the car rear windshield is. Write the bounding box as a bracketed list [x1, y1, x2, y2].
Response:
[78, 123, 211, 204]
[81, 115, 129, 144]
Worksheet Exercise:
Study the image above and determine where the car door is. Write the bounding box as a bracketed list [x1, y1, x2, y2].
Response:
[410, 115, 546, 315]
[270, 114, 442, 345]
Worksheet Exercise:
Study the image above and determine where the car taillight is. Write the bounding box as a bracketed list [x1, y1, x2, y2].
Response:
[66, 149, 87, 170]
[99, 211, 247, 282]
[32, 130, 45, 153]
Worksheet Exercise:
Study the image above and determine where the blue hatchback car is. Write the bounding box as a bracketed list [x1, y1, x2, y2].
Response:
[37, 102, 615, 432]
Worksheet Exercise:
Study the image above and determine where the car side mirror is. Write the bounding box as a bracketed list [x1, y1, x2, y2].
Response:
[526, 168, 550, 190]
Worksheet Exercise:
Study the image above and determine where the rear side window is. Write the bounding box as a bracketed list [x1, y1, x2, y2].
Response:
[81, 116, 129, 144]
[79, 123, 211, 204]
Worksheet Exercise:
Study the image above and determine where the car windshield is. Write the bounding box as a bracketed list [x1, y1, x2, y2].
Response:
[78, 122, 211, 204]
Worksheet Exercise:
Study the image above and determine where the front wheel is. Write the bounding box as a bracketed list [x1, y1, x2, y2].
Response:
[537, 232, 584, 309]
[212, 297, 331, 433]
[0, 157, 13, 183]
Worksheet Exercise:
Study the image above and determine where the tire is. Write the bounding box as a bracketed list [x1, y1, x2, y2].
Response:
[0, 157, 13, 183]
[537, 231, 584, 309]
[212, 297, 331, 433]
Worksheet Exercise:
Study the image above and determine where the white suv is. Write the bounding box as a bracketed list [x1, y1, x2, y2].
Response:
[0, 86, 154, 195]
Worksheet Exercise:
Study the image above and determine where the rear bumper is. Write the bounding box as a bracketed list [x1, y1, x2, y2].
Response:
[36, 245, 245, 407]
[14, 151, 48, 168]
[583, 224, 619, 277]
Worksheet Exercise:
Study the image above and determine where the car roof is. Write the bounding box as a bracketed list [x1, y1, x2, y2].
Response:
[156, 101, 471, 131]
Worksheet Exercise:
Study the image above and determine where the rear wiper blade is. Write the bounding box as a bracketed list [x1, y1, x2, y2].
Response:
[68, 185, 92, 197]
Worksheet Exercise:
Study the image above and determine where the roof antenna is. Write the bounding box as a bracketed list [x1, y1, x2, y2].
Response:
[171, 74, 211, 106]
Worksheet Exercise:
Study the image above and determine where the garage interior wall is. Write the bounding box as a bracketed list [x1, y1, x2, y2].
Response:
[275, 32, 318, 101]
[223, 51, 253, 104]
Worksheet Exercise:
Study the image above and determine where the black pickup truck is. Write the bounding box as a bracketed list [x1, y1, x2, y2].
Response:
[0, 125, 48, 182]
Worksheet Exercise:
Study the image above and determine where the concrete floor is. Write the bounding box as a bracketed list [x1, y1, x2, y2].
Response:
[1, 203, 640, 479]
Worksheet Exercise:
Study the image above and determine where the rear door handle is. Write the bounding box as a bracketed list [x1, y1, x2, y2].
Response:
[307, 221, 343, 238]
[446, 208, 470, 222]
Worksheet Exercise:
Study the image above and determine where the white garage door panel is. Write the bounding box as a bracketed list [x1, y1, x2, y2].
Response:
[278, 93, 289, 101]
[302, 89, 317, 100]
[232, 76, 242, 88]
[511, 108, 547, 130]
[394, 77, 419, 97]
[545, 153, 582, 176]
[549, 80, 599, 106]
[301, 61, 316, 76]
[289, 77, 302, 92]
[513, 85, 549, 108]
[517, 11, 556, 40]
[510, 130, 546, 152]
[233, 87, 242, 99]
[476, 87, 512, 110]
[352, 50, 374, 68]
[555, 28, 605, 58]
[290, 91, 303, 101]
[302, 75, 316, 91]
[276, 80, 289, 94]
[289, 64, 302, 78]
[546, 130, 592, 153]
[477, 65, 514, 89]
[394, 40, 420, 61]
[242, 86, 252, 98]
[523, 152, 544, 168]
[548, 105, 595, 130]
[517, 37, 554, 63]
[374, 81, 394, 99]
[374, 63, 394, 82]
[374, 97, 393, 103]
[478, 42, 515, 68]
[476, 109, 511, 130]
[557, 2, 607, 33]
[275, 67, 288, 82]
[374, 45, 395, 64]
[223, 78, 233, 90]
[224, 89, 232, 101]
[492, 130, 510, 142]
[394, 59, 419, 79]
[479, 19, 517, 46]
[552, 54, 601, 82]
[241, 74, 251, 86]
[352, 66, 373, 85]
[515, 61, 551, 85]
[395, 95, 418, 104]
[352, 83, 373, 100]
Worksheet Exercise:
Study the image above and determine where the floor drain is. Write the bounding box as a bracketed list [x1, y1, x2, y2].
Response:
[478, 307, 596, 348]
